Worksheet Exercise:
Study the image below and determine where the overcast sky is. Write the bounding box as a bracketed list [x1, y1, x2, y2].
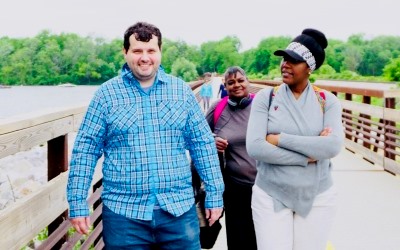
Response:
[1, 0, 399, 51]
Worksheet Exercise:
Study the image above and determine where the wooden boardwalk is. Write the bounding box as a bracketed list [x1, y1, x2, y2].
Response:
[210, 147, 400, 250]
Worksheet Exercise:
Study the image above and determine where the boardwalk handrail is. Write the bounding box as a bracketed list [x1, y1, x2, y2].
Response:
[0, 79, 398, 249]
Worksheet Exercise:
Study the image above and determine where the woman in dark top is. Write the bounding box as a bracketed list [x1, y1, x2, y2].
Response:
[205, 66, 257, 250]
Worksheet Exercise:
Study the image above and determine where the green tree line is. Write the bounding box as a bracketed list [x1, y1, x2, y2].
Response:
[1, 31, 400, 85]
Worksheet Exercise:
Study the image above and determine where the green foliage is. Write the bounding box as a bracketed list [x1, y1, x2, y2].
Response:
[171, 57, 199, 81]
[341, 45, 362, 72]
[265, 67, 281, 80]
[325, 39, 345, 73]
[317, 64, 337, 75]
[21, 227, 48, 249]
[246, 36, 291, 75]
[162, 39, 201, 74]
[335, 70, 360, 80]
[383, 57, 400, 81]
[0, 32, 122, 85]
[247, 72, 267, 80]
[199, 36, 243, 74]
[1, 31, 400, 85]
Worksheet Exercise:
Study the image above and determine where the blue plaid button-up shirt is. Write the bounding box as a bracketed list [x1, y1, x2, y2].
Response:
[67, 64, 224, 220]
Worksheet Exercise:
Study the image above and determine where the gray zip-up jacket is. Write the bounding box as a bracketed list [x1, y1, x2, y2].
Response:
[246, 83, 344, 217]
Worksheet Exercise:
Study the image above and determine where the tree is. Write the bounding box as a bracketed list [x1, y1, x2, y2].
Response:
[162, 39, 201, 74]
[0, 37, 36, 84]
[357, 36, 400, 76]
[341, 45, 362, 72]
[383, 57, 400, 81]
[317, 64, 336, 75]
[171, 57, 198, 82]
[199, 36, 242, 74]
[249, 37, 291, 75]
[2, 31, 400, 85]
[96, 38, 124, 81]
[325, 39, 345, 73]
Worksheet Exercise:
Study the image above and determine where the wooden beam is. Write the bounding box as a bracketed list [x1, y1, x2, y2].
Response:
[340, 100, 384, 119]
[0, 117, 74, 159]
[0, 104, 86, 135]
[344, 139, 384, 167]
[384, 157, 400, 175]
[0, 172, 69, 250]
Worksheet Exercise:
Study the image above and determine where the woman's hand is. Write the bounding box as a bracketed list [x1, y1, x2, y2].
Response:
[320, 127, 332, 136]
[307, 128, 332, 163]
[215, 137, 228, 152]
[266, 134, 280, 146]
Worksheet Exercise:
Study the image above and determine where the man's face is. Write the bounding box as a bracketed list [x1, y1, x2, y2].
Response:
[124, 34, 161, 83]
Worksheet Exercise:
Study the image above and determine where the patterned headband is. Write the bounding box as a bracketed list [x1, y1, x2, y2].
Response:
[286, 42, 316, 71]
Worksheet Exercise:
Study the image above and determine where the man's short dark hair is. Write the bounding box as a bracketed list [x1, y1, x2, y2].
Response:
[124, 22, 162, 51]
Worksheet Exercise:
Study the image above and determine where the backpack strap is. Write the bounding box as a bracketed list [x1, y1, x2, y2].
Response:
[312, 85, 326, 113]
[213, 93, 255, 125]
[268, 86, 280, 111]
[268, 85, 326, 113]
[213, 96, 229, 125]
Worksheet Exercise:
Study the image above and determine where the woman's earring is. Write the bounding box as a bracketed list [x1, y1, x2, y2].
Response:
[308, 71, 312, 75]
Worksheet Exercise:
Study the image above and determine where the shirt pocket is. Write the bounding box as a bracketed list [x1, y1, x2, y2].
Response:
[107, 105, 139, 134]
[158, 100, 187, 130]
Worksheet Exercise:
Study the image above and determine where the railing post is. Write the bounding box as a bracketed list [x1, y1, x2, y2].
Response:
[361, 96, 371, 149]
[92, 179, 103, 246]
[343, 93, 353, 140]
[48, 135, 69, 249]
[384, 98, 396, 161]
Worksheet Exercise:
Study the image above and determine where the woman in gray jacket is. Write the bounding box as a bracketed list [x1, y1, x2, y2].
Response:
[246, 29, 344, 250]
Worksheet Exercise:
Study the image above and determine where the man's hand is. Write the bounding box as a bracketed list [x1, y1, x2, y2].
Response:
[205, 208, 223, 226]
[70, 217, 91, 235]
[215, 137, 228, 153]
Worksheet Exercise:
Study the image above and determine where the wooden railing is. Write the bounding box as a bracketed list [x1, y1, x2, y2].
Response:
[0, 79, 398, 249]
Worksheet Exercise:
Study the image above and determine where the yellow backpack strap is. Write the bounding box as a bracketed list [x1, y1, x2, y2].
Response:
[312, 85, 326, 113]
[273, 85, 280, 94]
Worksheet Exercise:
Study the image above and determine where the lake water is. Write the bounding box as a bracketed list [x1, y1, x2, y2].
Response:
[0, 85, 99, 119]
[0, 85, 99, 209]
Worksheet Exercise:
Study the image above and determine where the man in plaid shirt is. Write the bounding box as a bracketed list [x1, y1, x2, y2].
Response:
[67, 22, 224, 249]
